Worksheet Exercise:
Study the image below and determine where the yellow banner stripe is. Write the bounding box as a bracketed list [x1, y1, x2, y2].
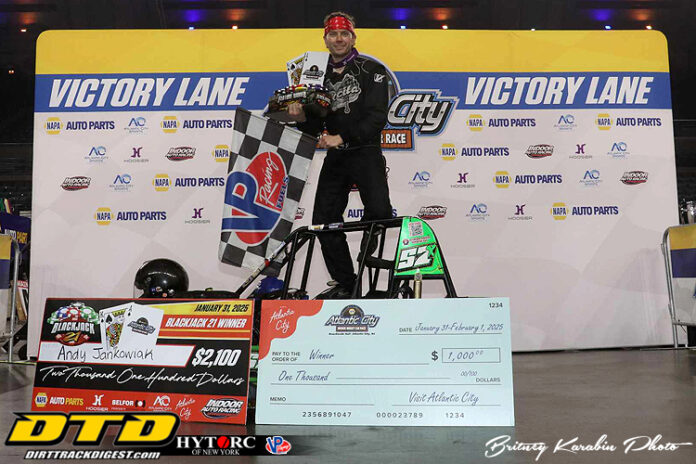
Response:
[146, 300, 252, 316]
[36, 29, 668, 74]
[0, 235, 11, 260]
[669, 225, 696, 250]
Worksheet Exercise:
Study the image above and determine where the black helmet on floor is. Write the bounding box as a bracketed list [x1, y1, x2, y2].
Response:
[134, 258, 189, 298]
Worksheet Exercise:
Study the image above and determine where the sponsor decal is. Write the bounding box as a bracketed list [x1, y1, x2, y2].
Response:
[44, 117, 62, 134]
[571, 205, 620, 216]
[49, 120, 115, 131]
[621, 171, 648, 185]
[616, 117, 662, 127]
[467, 114, 485, 132]
[109, 174, 133, 192]
[201, 398, 244, 419]
[380, 129, 413, 149]
[494, 171, 511, 189]
[467, 203, 489, 221]
[347, 208, 398, 220]
[224, 151, 288, 246]
[302, 64, 324, 81]
[440, 143, 457, 161]
[213, 144, 230, 163]
[388, 90, 457, 136]
[46, 302, 99, 346]
[580, 170, 602, 187]
[551, 202, 568, 220]
[526, 144, 554, 158]
[185, 207, 212, 225]
[509, 204, 533, 221]
[125, 116, 148, 134]
[295, 207, 305, 220]
[265, 436, 292, 455]
[554, 114, 577, 131]
[95, 207, 112, 225]
[127, 317, 156, 335]
[325, 305, 379, 333]
[550, 202, 620, 219]
[451, 172, 475, 189]
[166, 146, 196, 161]
[570, 143, 592, 160]
[488, 117, 536, 127]
[95, 207, 167, 224]
[49, 397, 84, 406]
[84, 145, 108, 163]
[154, 395, 171, 408]
[172, 177, 225, 188]
[328, 73, 361, 114]
[514, 174, 563, 184]
[161, 115, 179, 133]
[596, 113, 612, 130]
[461, 146, 510, 157]
[61, 176, 91, 191]
[93, 394, 105, 406]
[607, 141, 629, 159]
[125, 146, 149, 163]
[409, 171, 432, 189]
[34, 393, 48, 408]
[153, 174, 171, 192]
[181, 118, 233, 129]
[418, 205, 446, 220]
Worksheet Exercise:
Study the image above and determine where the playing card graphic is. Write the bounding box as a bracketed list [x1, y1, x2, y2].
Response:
[98, 304, 131, 351]
[117, 304, 164, 351]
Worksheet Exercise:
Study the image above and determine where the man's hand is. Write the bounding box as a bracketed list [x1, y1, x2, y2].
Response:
[287, 102, 306, 122]
[318, 134, 344, 149]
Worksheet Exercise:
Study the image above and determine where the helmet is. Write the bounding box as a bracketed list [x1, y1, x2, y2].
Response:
[250, 276, 284, 299]
[134, 258, 189, 298]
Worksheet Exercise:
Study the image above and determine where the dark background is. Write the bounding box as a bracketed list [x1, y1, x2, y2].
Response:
[1, 0, 695, 212]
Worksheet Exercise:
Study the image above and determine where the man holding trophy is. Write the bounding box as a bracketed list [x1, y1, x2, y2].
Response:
[286, 12, 393, 299]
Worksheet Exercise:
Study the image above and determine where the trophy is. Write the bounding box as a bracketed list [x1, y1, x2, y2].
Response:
[266, 52, 332, 122]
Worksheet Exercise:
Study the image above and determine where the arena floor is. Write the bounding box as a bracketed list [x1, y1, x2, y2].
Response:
[1, 348, 695, 463]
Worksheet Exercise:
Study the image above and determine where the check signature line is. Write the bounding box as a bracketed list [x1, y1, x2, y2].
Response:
[270, 383, 502, 386]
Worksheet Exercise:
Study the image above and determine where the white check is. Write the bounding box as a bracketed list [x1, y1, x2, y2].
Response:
[256, 298, 514, 426]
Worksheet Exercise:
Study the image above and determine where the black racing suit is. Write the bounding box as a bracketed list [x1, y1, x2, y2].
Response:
[298, 54, 393, 289]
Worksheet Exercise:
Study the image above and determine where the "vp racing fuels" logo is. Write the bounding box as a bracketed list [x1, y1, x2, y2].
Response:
[222, 151, 289, 246]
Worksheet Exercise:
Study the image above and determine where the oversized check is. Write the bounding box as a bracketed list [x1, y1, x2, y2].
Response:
[256, 298, 514, 426]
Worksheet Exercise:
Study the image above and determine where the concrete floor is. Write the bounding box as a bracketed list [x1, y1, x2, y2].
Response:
[1, 348, 695, 463]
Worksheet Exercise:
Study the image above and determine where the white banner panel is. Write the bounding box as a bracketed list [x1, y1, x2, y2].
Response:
[30, 30, 677, 355]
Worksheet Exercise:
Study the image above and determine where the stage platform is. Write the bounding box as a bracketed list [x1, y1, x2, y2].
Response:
[1, 348, 695, 463]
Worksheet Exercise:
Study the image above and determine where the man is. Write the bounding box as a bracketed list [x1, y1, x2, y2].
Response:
[288, 12, 392, 299]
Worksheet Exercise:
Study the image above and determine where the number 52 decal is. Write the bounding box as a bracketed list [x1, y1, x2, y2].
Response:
[396, 246, 433, 271]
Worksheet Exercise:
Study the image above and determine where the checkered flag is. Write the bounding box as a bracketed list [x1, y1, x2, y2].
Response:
[219, 108, 316, 272]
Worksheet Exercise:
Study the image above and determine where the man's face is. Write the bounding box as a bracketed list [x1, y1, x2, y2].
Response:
[324, 29, 356, 58]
